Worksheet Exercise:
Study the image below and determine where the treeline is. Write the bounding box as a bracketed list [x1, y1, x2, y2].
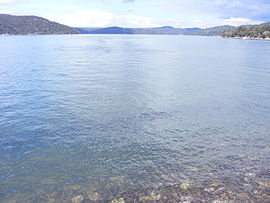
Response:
[223, 25, 270, 39]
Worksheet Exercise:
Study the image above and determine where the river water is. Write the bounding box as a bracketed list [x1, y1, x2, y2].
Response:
[0, 35, 269, 202]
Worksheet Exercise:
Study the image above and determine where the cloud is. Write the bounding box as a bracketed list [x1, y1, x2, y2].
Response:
[44, 10, 160, 28]
[211, 0, 270, 21]
[223, 17, 263, 26]
[43, 8, 265, 29]
[0, 0, 14, 4]
[160, 0, 270, 22]
[45, 10, 114, 28]
[2, 0, 268, 28]
[123, 0, 135, 3]
[0, 0, 25, 5]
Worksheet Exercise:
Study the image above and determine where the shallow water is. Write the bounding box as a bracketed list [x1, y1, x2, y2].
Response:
[0, 35, 270, 202]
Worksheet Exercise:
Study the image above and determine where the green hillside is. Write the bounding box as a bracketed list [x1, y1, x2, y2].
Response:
[0, 14, 78, 35]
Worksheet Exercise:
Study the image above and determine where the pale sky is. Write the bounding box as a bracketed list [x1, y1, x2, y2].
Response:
[0, 0, 269, 28]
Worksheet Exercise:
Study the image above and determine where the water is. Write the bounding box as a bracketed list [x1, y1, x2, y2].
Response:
[0, 35, 270, 202]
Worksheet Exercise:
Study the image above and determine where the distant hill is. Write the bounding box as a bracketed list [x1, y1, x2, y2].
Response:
[223, 24, 270, 39]
[82, 26, 134, 34]
[75, 25, 235, 36]
[0, 14, 78, 35]
[153, 26, 175, 29]
[74, 27, 184, 35]
[132, 28, 185, 35]
[184, 27, 202, 31]
[75, 27, 186, 35]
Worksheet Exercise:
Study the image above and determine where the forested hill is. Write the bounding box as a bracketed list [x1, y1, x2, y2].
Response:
[0, 14, 78, 35]
[223, 24, 270, 39]
[188, 25, 236, 36]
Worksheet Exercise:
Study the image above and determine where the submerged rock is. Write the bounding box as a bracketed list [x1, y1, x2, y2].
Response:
[179, 182, 190, 190]
[245, 172, 256, 177]
[210, 181, 221, 187]
[258, 181, 270, 187]
[139, 190, 161, 201]
[87, 192, 100, 201]
[236, 193, 250, 201]
[71, 195, 84, 203]
[111, 197, 125, 203]
[204, 187, 215, 192]
[179, 196, 193, 203]
[188, 166, 198, 172]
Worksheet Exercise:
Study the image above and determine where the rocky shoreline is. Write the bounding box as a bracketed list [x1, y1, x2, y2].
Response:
[5, 173, 270, 202]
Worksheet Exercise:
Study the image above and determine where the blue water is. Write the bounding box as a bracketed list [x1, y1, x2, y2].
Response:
[0, 35, 270, 202]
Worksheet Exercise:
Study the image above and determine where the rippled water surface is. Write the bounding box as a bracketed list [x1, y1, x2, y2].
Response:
[0, 35, 270, 202]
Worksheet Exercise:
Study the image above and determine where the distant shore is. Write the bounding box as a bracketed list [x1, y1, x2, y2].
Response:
[2, 33, 270, 41]
[223, 36, 270, 41]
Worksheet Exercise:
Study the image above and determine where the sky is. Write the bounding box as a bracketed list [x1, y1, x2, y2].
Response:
[0, 0, 270, 28]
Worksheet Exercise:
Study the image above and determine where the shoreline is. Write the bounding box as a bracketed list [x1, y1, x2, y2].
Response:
[1, 33, 270, 41]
